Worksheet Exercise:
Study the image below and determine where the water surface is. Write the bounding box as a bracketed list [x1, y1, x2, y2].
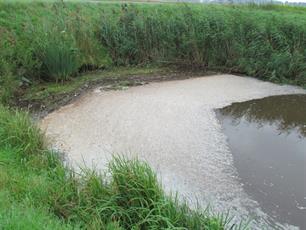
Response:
[41, 75, 305, 229]
[217, 94, 306, 229]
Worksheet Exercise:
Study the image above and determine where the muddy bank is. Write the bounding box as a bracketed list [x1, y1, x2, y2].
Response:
[41, 74, 305, 229]
[16, 69, 216, 119]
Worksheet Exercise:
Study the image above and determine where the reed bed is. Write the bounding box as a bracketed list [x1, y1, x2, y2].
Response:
[100, 4, 306, 86]
[1, 2, 306, 103]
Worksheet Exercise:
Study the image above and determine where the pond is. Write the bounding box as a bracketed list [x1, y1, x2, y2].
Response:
[217, 94, 306, 229]
[41, 75, 306, 229]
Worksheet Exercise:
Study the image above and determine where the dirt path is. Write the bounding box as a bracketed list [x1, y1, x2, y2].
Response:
[40, 74, 305, 228]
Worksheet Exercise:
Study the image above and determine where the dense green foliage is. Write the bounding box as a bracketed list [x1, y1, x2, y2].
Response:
[0, 106, 235, 229]
[100, 4, 306, 85]
[0, 2, 306, 104]
[0, 1, 111, 99]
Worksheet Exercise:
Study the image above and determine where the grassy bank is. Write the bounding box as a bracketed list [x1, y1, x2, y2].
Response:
[0, 105, 237, 229]
[99, 3, 306, 86]
[1, 2, 306, 105]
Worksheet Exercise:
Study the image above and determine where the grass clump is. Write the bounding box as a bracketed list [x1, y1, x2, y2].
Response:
[0, 105, 44, 156]
[37, 30, 80, 82]
[0, 105, 238, 229]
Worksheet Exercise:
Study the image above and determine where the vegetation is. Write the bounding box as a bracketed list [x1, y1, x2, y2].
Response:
[99, 4, 306, 85]
[1, 2, 306, 105]
[0, 105, 237, 229]
[0, 1, 111, 103]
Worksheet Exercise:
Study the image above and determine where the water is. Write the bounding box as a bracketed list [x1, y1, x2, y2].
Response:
[217, 94, 306, 229]
[41, 75, 305, 229]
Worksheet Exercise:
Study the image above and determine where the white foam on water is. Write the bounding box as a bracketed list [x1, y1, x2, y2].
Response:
[41, 75, 305, 229]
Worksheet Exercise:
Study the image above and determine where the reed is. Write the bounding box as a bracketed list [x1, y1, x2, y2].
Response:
[99, 4, 306, 85]
[1, 2, 305, 102]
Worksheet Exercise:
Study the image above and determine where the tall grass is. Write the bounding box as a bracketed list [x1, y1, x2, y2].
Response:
[0, 105, 44, 156]
[0, 105, 242, 229]
[0, 2, 305, 104]
[99, 4, 306, 85]
[36, 30, 80, 82]
[0, 2, 111, 83]
[0, 33, 17, 104]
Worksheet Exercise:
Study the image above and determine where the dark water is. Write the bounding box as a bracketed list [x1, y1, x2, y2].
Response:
[217, 94, 306, 229]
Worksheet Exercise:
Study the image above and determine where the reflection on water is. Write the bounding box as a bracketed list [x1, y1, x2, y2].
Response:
[217, 94, 306, 229]
[219, 94, 306, 138]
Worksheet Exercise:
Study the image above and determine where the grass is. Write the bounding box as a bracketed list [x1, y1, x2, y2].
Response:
[0, 105, 244, 229]
[37, 32, 80, 82]
[0, 2, 306, 105]
[99, 4, 306, 85]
